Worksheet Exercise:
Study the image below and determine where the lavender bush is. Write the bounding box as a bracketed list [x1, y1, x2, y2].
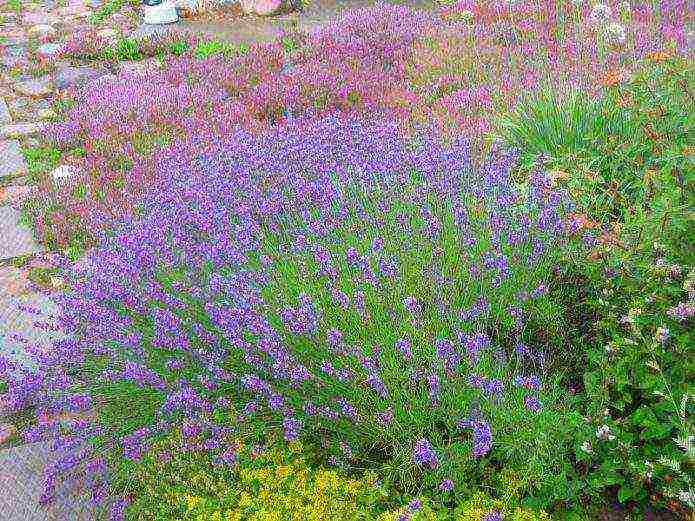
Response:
[2, 114, 583, 518]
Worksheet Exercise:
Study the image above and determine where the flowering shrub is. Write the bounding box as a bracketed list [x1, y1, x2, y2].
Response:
[492, 52, 694, 514]
[25, 1, 691, 250]
[3, 114, 584, 518]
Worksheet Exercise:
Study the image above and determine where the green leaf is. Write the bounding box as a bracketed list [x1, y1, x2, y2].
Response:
[617, 483, 636, 503]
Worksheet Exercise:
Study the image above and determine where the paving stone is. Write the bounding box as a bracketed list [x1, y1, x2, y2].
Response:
[0, 441, 96, 521]
[0, 185, 35, 206]
[0, 122, 49, 139]
[54, 66, 108, 90]
[0, 97, 10, 125]
[0, 206, 43, 261]
[0, 140, 26, 179]
[0, 267, 62, 372]
[27, 24, 57, 39]
[36, 42, 62, 59]
[13, 77, 53, 98]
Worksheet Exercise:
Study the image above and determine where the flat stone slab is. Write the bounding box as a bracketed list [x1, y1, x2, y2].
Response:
[0, 441, 95, 521]
[0, 140, 27, 180]
[0, 98, 11, 125]
[0, 206, 43, 261]
[0, 267, 63, 371]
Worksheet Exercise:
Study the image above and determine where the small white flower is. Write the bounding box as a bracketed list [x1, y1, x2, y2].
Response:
[589, 3, 611, 24]
[655, 326, 670, 344]
[678, 489, 695, 507]
[581, 441, 594, 454]
[597, 425, 616, 441]
[605, 22, 627, 46]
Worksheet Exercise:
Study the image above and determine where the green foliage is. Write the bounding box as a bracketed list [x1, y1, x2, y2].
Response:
[496, 54, 694, 514]
[494, 84, 607, 162]
[22, 145, 62, 184]
[168, 40, 190, 56]
[88, 0, 132, 24]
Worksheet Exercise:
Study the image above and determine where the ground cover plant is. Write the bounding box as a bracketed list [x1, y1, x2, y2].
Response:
[126, 434, 552, 520]
[20, 0, 692, 253]
[3, 114, 588, 519]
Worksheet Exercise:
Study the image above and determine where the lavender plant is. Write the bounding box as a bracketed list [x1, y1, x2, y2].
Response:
[2, 115, 581, 518]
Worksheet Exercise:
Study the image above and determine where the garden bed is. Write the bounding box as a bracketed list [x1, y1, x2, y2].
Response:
[0, 0, 693, 520]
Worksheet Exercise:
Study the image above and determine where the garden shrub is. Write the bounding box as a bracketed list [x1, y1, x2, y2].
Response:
[4, 114, 583, 519]
[26, 1, 690, 251]
[493, 52, 694, 514]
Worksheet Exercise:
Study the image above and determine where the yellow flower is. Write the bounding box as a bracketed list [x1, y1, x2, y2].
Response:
[185, 495, 202, 511]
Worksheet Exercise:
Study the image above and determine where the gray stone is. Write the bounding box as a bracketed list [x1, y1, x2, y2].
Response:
[0, 185, 34, 206]
[0, 441, 96, 521]
[129, 22, 177, 42]
[0, 206, 42, 261]
[0, 98, 10, 125]
[0, 270, 58, 371]
[0, 123, 48, 139]
[0, 140, 26, 179]
[27, 24, 57, 39]
[53, 66, 108, 90]
[36, 42, 62, 58]
[13, 77, 53, 98]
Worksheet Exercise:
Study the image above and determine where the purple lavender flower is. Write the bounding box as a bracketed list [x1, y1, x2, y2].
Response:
[439, 478, 454, 492]
[404, 295, 419, 314]
[375, 407, 394, 425]
[408, 498, 422, 511]
[395, 338, 413, 360]
[524, 395, 542, 412]
[482, 511, 503, 521]
[412, 438, 438, 468]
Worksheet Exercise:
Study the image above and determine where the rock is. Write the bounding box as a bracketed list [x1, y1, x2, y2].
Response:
[13, 76, 53, 98]
[0, 185, 34, 206]
[0, 123, 49, 139]
[254, 0, 283, 15]
[27, 24, 57, 39]
[50, 165, 80, 183]
[36, 42, 62, 58]
[96, 27, 118, 40]
[54, 66, 108, 90]
[0, 98, 10, 125]
[22, 12, 60, 25]
[0, 423, 16, 444]
[37, 108, 57, 120]
[129, 23, 176, 42]
[0, 206, 42, 260]
[0, 140, 26, 180]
